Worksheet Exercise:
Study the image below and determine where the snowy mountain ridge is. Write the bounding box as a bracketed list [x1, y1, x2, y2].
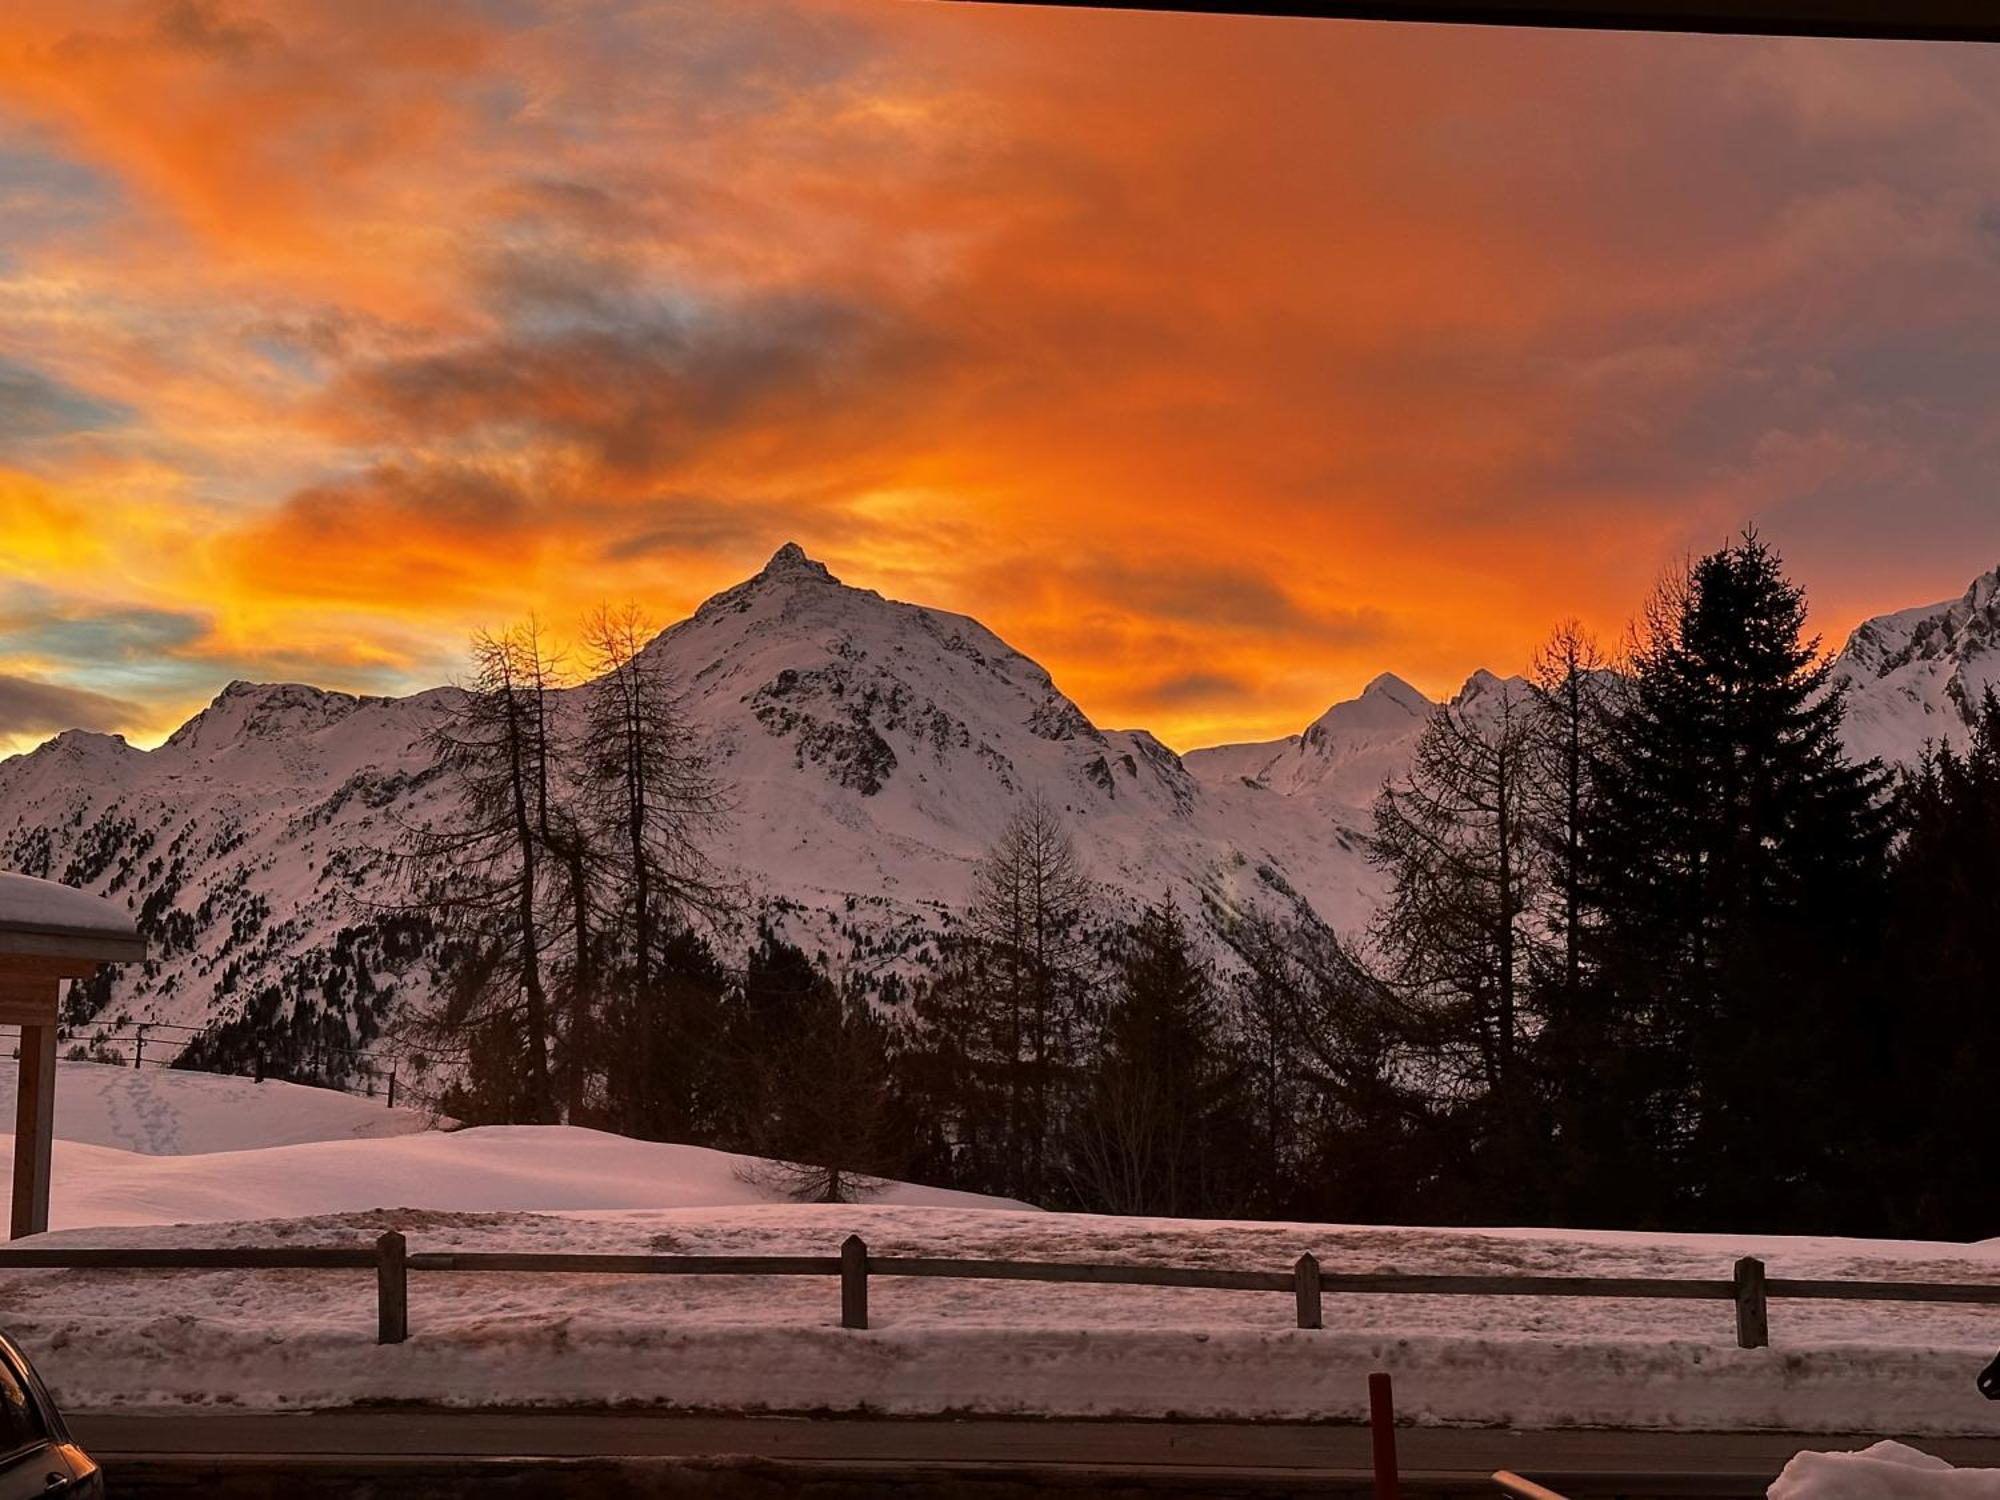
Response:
[0, 545, 1991, 1075]
[1831, 565, 2000, 766]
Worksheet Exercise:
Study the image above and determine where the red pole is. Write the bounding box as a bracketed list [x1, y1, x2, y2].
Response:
[1369, 1371, 1401, 1500]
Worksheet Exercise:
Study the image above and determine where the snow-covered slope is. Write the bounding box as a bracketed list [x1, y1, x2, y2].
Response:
[0, 1059, 1012, 1228]
[0, 1125, 1014, 1232]
[1834, 566, 2000, 766]
[0, 1060, 430, 1156]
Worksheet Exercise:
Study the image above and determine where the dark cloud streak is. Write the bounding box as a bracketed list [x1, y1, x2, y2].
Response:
[0, 671, 140, 737]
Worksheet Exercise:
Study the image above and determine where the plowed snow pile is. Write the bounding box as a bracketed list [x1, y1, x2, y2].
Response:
[0, 1065, 1995, 1434]
[1772, 1442, 2000, 1500]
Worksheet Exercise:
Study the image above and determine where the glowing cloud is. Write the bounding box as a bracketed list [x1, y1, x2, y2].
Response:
[2, 0, 1998, 752]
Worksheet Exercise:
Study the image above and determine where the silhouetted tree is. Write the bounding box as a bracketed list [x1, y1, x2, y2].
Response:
[963, 796, 1096, 1203]
[1369, 674, 1548, 1202]
[1577, 535, 1892, 1229]
[576, 602, 731, 1127]
[1069, 902, 1227, 1216]
[400, 622, 567, 1124]
[729, 934, 899, 1202]
[1872, 691, 2000, 1238]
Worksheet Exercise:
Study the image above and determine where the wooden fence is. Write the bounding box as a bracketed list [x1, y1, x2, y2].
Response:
[1, 1237, 1995, 1350]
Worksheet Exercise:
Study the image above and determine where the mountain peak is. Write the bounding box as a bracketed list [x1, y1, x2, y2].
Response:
[758, 542, 837, 585]
[1299, 672, 1433, 745]
[1358, 672, 1432, 712]
[162, 680, 366, 753]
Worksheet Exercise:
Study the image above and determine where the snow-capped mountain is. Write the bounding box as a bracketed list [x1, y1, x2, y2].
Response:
[630, 542, 1385, 930]
[3, 545, 1993, 1077]
[1183, 672, 1434, 805]
[1832, 566, 2000, 767]
[1183, 667, 1531, 816]
[0, 545, 1385, 1071]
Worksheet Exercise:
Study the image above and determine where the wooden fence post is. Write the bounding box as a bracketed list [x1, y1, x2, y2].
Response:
[841, 1234, 869, 1330]
[1734, 1256, 1768, 1349]
[1368, 1371, 1400, 1500]
[387, 1068, 397, 1111]
[377, 1230, 408, 1345]
[1294, 1252, 1323, 1329]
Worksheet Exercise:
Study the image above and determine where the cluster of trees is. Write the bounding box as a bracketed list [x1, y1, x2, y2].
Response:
[410, 542, 1998, 1238]
[1307, 534, 1994, 1239]
[402, 607, 732, 1134]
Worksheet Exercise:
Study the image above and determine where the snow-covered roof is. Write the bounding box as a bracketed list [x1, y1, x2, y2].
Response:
[0, 873, 145, 964]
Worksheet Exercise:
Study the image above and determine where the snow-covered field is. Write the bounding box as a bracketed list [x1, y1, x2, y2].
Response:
[0, 1065, 1996, 1435]
[0, 1060, 431, 1157]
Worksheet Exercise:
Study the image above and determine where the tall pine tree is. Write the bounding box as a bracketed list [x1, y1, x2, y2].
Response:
[1576, 536, 1891, 1229]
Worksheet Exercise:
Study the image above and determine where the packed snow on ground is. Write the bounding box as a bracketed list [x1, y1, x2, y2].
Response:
[0, 1066, 1996, 1433]
[0, 1123, 1013, 1230]
[0, 1059, 430, 1156]
[1772, 1441, 2000, 1500]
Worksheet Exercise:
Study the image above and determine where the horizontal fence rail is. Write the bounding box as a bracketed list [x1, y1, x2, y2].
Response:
[0, 1238, 1993, 1349]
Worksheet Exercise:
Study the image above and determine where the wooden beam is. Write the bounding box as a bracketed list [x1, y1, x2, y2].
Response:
[0, 932, 144, 966]
[941, 0, 2000, 42]
[0, 955, 105, 983]
[0, 997, 60, 1028]
[10, 1022, 56, 1239]
[0, 976, 58, 1027]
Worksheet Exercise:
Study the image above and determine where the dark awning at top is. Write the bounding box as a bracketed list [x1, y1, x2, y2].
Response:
[945, 0, 2000, 42]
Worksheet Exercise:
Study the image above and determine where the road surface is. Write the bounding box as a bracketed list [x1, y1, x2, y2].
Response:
[66, 1411, 2000, 1498]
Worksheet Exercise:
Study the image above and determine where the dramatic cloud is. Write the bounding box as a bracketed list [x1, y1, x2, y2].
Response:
[0, 672, 141, 739]
[3, 0, 2000, 750]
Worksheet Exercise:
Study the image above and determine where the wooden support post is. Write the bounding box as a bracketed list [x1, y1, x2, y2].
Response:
[841, 1234, 868, 1330]
[377, 1230, 408, 1345]
[1369, 1371, 1401, 1500]
[1734, 1256, 1768, 1349]
[133, 1024, 145, 1071]
[1294, 1252, 1323, 1329]
[10, 1012, 56, 1240]
[387, 1068, 397, 1111]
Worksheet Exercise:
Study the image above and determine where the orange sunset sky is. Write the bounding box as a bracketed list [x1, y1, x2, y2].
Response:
[3, 0, 2000, 758]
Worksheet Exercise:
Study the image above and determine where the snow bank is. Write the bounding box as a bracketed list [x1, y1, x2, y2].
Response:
[0, 1065, 1993, 1432]
[1772, 1442, 2000, 1500]
[2, 1201, 1996, 1432]
[0, 1060, 429, 1156]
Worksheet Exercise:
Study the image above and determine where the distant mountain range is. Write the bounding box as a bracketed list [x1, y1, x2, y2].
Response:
[3, 542, 1995, 1071]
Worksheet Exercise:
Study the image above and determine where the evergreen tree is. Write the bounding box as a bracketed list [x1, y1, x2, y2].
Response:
[1069, 903, 1226, 1217]
[1872, 691, 2000, 1238]
[1578, 535, 1892, 1229]
[1526, 620, 1614, 1016]
[728, 934, 898, 1202]
[599, 926, 732, 1143]
[963, 796, 1096, 1204]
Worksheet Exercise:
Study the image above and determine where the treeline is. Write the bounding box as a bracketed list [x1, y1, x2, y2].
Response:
[408, 542, 1999, 1239]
